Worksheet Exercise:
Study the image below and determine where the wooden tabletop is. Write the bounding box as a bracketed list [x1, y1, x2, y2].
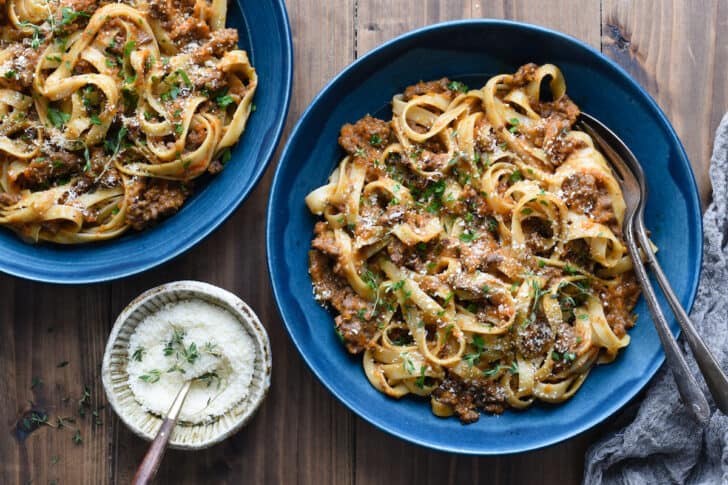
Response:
[2, 1, 725, 484]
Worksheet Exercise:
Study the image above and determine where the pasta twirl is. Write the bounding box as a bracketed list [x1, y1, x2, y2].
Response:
[0, 0, 256, 243]
[306, 64, 642, 423]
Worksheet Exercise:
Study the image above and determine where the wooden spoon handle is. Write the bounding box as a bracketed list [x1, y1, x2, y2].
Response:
[131, 417, 177, 485]
[132, 380, 192, 485]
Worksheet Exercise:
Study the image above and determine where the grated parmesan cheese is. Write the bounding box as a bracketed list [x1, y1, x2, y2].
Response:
[126, 299, 255, 424]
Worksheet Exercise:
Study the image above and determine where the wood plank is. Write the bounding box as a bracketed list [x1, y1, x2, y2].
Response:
[0, 278, 113, 485]
[105, 0, 358, 483]
[602, 0, 728, 207]
[353, 2, 601, 484]
[474, 0, 601, 48]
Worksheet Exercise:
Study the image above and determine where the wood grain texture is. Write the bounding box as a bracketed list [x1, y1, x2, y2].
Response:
[0, 0, 720, 484]
[0, 278, 113, 485]
[603, 0, 726, 207]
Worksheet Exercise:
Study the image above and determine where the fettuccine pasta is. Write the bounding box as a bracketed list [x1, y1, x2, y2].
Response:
[0, 0, 256, 243]
[306, 64, 641, 423]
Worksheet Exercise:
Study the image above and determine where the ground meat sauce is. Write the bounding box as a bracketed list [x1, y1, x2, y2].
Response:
[594, 274, 640, 338]
[432, 375, 506, 423]
[403, 78, 457, 101]
[560, 173, 619, 230]
[309, 249, 377, 353]
[307, 66, 641, 424]
[125, 178, 190, 230]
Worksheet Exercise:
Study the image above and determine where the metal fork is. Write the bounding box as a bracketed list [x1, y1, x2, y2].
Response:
[576, 112, 728, 423]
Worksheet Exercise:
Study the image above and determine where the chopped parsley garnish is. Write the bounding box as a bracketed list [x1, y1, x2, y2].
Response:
[508, 170, 523, 183]
[72, 429, 83, 445]
[401, 353, 416, 374]
[463, 353, 480, 366]
[4, 70, 16, 79]
[459, 230, 478, 243]
[198, 371, 221, 389]
[362, 270, 378, 292]
[221, 148, 232, 164]
[472, 334, 485, 352]
[48, 107, 71, 128]
[508, 117, 520, 133]
[369, 133, 382, 146]
[388, 280, 405, 293]
[131, 347, 145, 362]
[522, 280, 547, 327]
[58, 7, 90, 28]
[487, 217, 499, 233]
[19, 21, 44, 49]
[122, 40, 135, 60]
[107, 126, 128, 158]
[563, 263, 578, 275]
[182, 342, 199, 365]
[90, 114, 102, 125]
[447, 80, 469, 93]
[161, 86, 180, 101]
[139, 369, 161, 383]
[176, 69, 192, 88]
[483, 365, 500, 377]
[217, 94, 234, 108]
[415, 365, 427, 389]
[521, 207, 533, 215]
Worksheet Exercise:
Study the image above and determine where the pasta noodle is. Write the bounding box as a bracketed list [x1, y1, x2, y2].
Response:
[0, 0, 256, 243]
[306, 64, 641, 423]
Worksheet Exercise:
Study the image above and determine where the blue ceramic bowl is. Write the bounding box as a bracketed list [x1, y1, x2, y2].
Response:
[267, 20, 703, 454]
[0, 0, 292, 283]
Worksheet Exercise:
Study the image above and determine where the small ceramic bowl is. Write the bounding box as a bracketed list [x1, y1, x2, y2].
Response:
[101, 280, 271, 450]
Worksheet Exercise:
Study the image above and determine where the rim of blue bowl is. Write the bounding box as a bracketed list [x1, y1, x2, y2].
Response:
[0, 0, 293, 284]
[267, 18, 703, 454]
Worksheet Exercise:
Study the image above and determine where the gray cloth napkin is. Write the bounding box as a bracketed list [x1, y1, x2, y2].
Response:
[583, 113, 728, 485]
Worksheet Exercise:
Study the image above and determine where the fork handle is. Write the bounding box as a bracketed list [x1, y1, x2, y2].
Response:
[624, 228, 710, 422]
[635, 224, 728, 416]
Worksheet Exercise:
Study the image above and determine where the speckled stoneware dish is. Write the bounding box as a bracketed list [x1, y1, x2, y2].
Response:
[101, 280, 271, 450]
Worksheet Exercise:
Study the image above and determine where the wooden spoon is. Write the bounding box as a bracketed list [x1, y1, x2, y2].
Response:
[131, 379, 193, 485]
